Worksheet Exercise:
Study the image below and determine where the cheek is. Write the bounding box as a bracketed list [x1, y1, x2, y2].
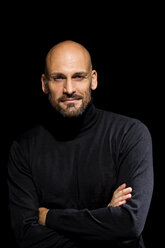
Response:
[49, 86, 63, 100]
[78, 83, 91, 95]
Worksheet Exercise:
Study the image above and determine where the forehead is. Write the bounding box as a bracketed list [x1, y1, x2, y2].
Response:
[46, 46, 90, 74]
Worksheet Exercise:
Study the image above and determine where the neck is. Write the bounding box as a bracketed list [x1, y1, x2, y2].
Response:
[42, 101, 97, 140]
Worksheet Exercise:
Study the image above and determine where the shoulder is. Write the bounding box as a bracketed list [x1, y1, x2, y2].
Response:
[9, 125, 46, 153]
[16, 125, 44, 143]
[96, 107, 152, 141]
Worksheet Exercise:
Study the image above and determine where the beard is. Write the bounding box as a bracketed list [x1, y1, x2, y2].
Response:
[48, 87, 92, 118]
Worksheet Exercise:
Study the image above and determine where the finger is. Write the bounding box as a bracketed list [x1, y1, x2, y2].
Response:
[115, 187, 132, 198]
[116, 183, 126, 192]
[118, 193, 132, 201]
[116, 200, 127, 207]
[108, 199, 127, 207]
[122, 187, 132, 194]
[112, 192, 132, 205]
[115, 193, 131, 203]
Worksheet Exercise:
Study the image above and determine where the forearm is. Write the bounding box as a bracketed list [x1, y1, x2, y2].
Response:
[45, 206, 138, 241]
[9, 204, 77, 248]
[39, 185, 133, 241]
[20, 224, 77, 248]
[44, 170, 153, 243]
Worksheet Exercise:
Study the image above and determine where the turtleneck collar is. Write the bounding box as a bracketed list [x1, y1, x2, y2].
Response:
[42, 100, 98, 141]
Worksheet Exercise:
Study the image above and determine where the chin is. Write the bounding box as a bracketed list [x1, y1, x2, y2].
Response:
[49, 98, 90, 118]
[58, 103, 87, 118]
[60, 108, 84, 118]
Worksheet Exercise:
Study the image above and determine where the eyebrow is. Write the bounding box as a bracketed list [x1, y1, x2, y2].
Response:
[72, 72, 89, 77]
[49, 72, 66, 78]
[49, 71, 89, 78]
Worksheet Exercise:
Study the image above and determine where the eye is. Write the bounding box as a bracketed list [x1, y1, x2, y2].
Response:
[75, 75, 84, 80]
[51, 76, 65, 82]
[73, 74, 87, 81]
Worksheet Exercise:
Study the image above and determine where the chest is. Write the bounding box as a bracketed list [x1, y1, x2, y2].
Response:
[31, 135, 117, 209]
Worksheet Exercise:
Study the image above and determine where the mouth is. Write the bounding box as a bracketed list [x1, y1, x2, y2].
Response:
[60, 96, 82, 103]
[62, 98, 80, 103]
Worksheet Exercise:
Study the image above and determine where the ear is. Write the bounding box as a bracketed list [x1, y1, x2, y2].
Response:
[91, 70, 98, 90]
[41, 74, 49, 94]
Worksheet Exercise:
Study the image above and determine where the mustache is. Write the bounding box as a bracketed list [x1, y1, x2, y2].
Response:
[58, 94, 83, 102]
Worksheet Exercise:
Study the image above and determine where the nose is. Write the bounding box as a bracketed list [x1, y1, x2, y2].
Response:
[63, 78, 76, 95]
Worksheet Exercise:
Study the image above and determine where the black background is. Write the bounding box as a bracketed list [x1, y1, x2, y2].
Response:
[1, 3, 163, 247]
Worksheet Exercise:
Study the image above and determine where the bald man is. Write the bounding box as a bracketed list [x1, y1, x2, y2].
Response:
[8, 40, 153, 248]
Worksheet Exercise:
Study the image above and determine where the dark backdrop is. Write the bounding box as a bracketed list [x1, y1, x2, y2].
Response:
[1, 4, 163, 247]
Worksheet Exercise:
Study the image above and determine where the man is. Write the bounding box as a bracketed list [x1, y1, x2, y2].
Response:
[8, 40, 153, 247]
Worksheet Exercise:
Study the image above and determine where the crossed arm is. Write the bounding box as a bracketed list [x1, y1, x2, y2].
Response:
[8, 122, 153, 247]
[38, 183, 132, 226]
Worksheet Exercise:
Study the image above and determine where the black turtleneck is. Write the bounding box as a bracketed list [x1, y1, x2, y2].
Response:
[42, 101, 98, 141]
[7, 103, 153, 248]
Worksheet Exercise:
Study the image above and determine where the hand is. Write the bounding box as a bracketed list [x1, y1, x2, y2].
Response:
[38, 207, 49, 226]
[107, 183, 132, 207]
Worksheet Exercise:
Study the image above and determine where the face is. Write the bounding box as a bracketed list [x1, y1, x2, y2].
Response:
[41, 45, 97, 117]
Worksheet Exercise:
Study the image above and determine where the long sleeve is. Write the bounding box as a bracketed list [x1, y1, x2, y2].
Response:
[45, 121, 154, 243]
[8, 141, 77, 248]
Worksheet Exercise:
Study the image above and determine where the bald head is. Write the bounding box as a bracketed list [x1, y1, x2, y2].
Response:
[41, 40, 98, 117]
[44, 40, 92, 77]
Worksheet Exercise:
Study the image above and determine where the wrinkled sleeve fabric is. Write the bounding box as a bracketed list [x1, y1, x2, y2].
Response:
[8, 141, 77, 248]
[46, 121, 154, 242]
